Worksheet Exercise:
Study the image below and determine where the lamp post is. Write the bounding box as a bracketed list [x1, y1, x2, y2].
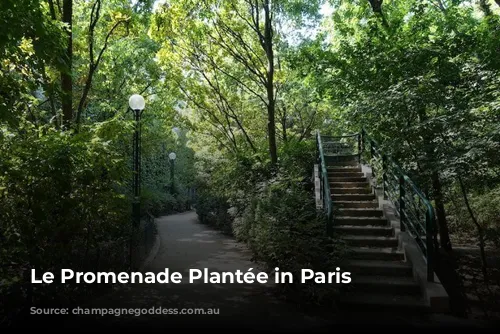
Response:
[128, 94, 145, 270]
[169, 152, 176, 194]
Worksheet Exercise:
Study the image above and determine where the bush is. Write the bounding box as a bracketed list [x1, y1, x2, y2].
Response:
[142, 189, 190, 217]
[232, 170, 347, 304]
[195, 187, 233, 234]
[0, 120, 131, 325]
[194, 139, 348, 304]
[447, 185, 500, 247]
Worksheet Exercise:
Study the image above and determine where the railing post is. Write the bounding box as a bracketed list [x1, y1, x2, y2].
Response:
[399, 175, 406, 232]
[382, 155, 388, 200]
[370, 140, 376, 178]
[357, 133, 362, 163]
[360, 129, 365, 163]
[327, 210, 333, 237]
[426, 208, 435, 282]
[317, 134, 323, 204]
[316, 132, 320, 164]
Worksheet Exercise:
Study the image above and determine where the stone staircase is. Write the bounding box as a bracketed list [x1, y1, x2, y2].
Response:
[328, 156, 432, 312]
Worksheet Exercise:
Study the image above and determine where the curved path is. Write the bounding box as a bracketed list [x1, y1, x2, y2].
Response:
[59, 211, 334, 331]
[26, 211, 492, 330]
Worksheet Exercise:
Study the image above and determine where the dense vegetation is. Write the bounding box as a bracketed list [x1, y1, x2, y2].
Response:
[1, 0, 499, 325]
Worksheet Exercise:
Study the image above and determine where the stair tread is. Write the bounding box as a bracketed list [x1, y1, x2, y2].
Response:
[336, 216, 385, 220]
[332, 196, 376, 200]
[351, 247, 403, 254]
[337, 208, 382, 211]
[334, 201, 378, 203]
[332, 194, 374, 196]
[353, 275, 418, 286]
[328, 172, 363, 174]
[343, 235, 397, 241]
[335, 225, 392, 230]
[346, 259, 412, 269]
[327, 167, 361, 169]
[337, 292, 429, 308]
[330, 177, 366, 179]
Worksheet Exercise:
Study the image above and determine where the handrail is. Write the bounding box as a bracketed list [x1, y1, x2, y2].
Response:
[321, 132, 362, 163]
[316, 130, 334, 236]
[322, 133, 360, 138]
[316, 127, 436, 282]
[360, 128, 436, 282]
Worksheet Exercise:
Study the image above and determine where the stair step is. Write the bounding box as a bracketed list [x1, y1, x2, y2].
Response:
[330, 182, 368, 188]
[343, 235, 398, 247]
[328, 172, 364, 178]
[334, 225, 394, 237]
[349, 275, 421, 295]
[327, 167, 361, 172]
[332, 194, 376, 201]
[336, 292, 430, 312]
[335, 217, 388, 226]
[331, 187, 372, 194]
[350, 247, 405, 261]
[326, 159, 359, 167]
[330, 177, 367, 182]
[333, 201, 378, 209]
[336, 208, 383, 217]
[345, 260, 413, 277]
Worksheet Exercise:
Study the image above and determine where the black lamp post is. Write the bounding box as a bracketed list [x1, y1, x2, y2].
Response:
[169, 152, 176, 193]
[128, 94, 145, 270]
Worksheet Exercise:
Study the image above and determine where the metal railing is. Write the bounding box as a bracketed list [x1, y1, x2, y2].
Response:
[316, 128, 437, 282]
[316, 130, 333, 237]
[359, 128, 436, 282]
[131, 210, 158, 270]
[321, 133, 362, 162]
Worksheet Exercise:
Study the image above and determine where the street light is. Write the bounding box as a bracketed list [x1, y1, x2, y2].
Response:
[169, 152, 176, 193]
[128, 94, 145, 270]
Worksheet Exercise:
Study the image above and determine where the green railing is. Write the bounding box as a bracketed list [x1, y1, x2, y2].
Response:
[319, 133, 362, 165]
[316, 128, 437, 282]
[360, 128, 436, 282]
[316, 130, 333, 237]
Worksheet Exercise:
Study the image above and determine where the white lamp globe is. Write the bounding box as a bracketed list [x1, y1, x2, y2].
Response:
[129, 94, 145, 111]
[169, 152, 176, 160]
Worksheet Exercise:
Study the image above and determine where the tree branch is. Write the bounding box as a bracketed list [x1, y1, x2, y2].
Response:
[76, 7, 129, 127]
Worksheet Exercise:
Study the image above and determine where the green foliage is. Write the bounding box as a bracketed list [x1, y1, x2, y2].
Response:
[448, 185, 500, 247]
[2, 0, 499, 323]
[235, 170, 346, 304]
[299, 0, 500, 253]
[194, 141, 347, 304]
[0, 118, 131, 323]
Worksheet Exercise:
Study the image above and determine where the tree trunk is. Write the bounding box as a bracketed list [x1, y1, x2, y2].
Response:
[263, 0, 277, 165]
[61, 0, 73, 127]
[367, 0, 389, 28]
[479, 0, 493, 16]
[417, 107, 452, 252]
[457, 174, 489, 282]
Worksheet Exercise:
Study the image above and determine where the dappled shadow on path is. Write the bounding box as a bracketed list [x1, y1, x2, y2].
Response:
[51, 211, 332, 331]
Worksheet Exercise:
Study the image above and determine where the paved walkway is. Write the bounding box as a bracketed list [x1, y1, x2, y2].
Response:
[22, 211, 496, 330]
[57, 211, 335, 331]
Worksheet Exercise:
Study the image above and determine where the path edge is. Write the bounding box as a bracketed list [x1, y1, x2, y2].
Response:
[139, 224, 161, 272]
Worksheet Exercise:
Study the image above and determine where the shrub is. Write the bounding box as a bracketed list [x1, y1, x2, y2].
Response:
[232, 169, 347, 304]
[194, 139, 348, 304]
[0, 120, 131, 325]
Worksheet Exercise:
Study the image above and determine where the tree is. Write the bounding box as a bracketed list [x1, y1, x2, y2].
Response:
[151, 0, 321, 164]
